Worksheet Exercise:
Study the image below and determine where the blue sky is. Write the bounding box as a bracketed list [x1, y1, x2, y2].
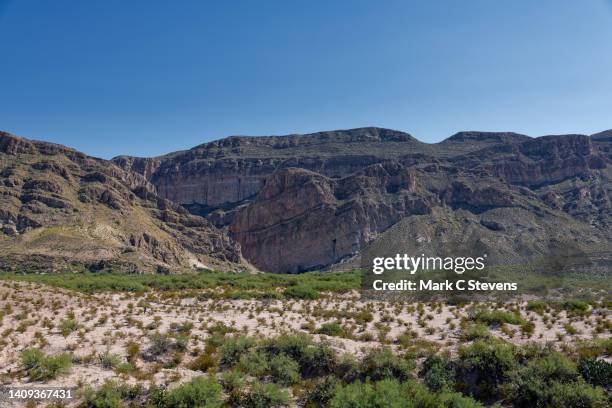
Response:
[1, 0, 611, 158]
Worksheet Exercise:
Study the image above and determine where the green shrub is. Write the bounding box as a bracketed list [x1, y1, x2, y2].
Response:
[283, 285, 319, 300]
[354, 310, 374, 324]
[115, 362, 136, 375]
[221, 369, 246, 391]
[360, 348, 414, 382]
[221, 370, 246, 405]
[520, 321, 535, 337]
[164, 377, 223, 408]
[126, 341, 140, 362]
[306, 376, 339, 406]
[81, 383, 122, 408]
[20, 348, 72, 381]
[328, 379, 479, 408]
[335, 354, 360, 382]
[147, 332, 173, 356]
[316, 322, 345, 337]
[207, 321, 234, 336]
[301, 341, 337, 376]
[507, 352, 582, 407]
[456, 339, 516, 400]
[261, 333, 312, 367]
[330, 379, 395, 408]
[547, 380, 607, 408]
[261, 333, 311, 357]
[60, 318, 79, 336]
[98, 351, 122, 369]
[522, 352, 579, 383]
[562, 299, 589, 314]
[472, 309, 524, 326]
[526, 300, 547, 314]
[420, 355, 455, 392]
[238, 350, 270, 378]
[241, 382, 290, 408]
[80, 381, 142, 408]
[219, 336, 255, 367]
[460, 324, 492, 341]
[578, 358, 612, 388]
[575, 338, 612, 359]
[189, 352, 217, 372]
[174, 334, 189, 352]
[0, 270, 359, 296]
[269, 353, 300, 385]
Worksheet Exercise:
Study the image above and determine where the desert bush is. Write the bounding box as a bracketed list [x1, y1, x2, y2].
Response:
[261, 333, 311, 363]
[189, 352, 217, 372]
[420, 355, 455, 392]
[519, 321, 535, 337]
[219, 335, 255, 367]
[241, 382, 290, 408]
[80, 380, 142, 408]
[305, 375, 339, 406]
[354, 309, 374, 324]
[316, 322, 347, 337]
[147, 332, 172, 356]
[329, 379, 484, 408]
[0, 270, 358, 296]
[471, 309, 524, 326]
[506, 351, 596, 407]
[460, 324, 492, 341]
[546, 380, 607, 408]
[564, 323, 578, 335]
[126, 341, 140, 362]
[20, 348, 72, 381]
[173, 334, 189, 352]
[316, 322, 342, 336]
[283, 285, 319, 300]
[456, 339, 516, 401]
[328, 380, 393, 408]
[269, 353, 300, 385]
[60, 318, 80, 336]
[335, 354, 360, 382]
[574, 338, 612, 359]
[115, 362, 136, 375]
[238, 350, 270, 377]
[578, 358, 612, 388]
[221, 369, 246, 391]
[301, 341, 337, 376]
[221, 369, 246, 404]
[526, 300, 547, 314]
[98, 351, 122, 369]
[360, 347, 414, 382]
[562, 299, 589, 314]
[164, 377, 223, 408]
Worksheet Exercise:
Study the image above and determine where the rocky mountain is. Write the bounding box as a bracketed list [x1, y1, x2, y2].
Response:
[0, 127, 609, 274]
[0, 131, 241, 273]
[112, 127, 611, 273]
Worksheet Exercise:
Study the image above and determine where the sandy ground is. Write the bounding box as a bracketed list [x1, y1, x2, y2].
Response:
[0, 280, 609, 407]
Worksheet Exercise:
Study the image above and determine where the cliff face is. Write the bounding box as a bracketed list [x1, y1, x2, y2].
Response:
[0, 131, 242, 273]
[112, 127, 611, 272]
[2, 127, 609, 274]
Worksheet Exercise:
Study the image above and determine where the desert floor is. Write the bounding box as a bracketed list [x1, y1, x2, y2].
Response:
[0, 280, 609, 407]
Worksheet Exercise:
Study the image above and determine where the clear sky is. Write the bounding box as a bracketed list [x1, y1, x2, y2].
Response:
[1, 0, 611, 158]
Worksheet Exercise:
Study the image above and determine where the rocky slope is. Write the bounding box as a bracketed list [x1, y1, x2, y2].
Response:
[113, 127, 611, 273]
[0, 127, 609, 274]
[0, 131, 242, 273]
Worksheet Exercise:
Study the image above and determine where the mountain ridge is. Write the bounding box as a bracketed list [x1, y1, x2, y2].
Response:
[1, 127, 610, 273]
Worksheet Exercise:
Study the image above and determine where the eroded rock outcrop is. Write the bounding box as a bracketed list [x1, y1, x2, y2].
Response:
[0, 131, 242, 273]
[2, 126, 610, 273]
